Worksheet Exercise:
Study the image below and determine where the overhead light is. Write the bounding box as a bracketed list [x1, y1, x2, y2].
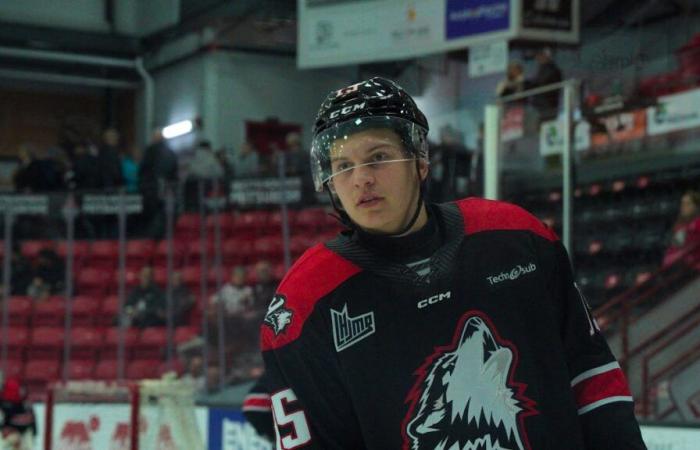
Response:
[162, 120, 193, 139]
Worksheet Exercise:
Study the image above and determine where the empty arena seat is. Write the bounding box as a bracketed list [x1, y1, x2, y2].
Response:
[154, 240, 185, 267]
[5, 326, 29, 359]
[222, 238, 254, 265]
[28, 327, 65, 360]
[77, 268, 111, 297]
[89, 241, 119, 270]
[268, 210, 297, 233]
[126, 240, 155, 266]
[69, 327, 103, 360]
[295, 208, 326, 232]
[175, 213, 201, 240]
[127, 360, 160, 380]
[8, 296, 32, 326]
[71, 296, 100, 326]
[56, 241, 90, 264]
[94, 359, 119, 380]
[20, 240, 55, 259]
[3, 359, 23, 380]
[101, 327, 140, 360]
[174, 326, 198, 345]
[206, 213, 235, 237]
[233, 211, 269, 234]
[133, 327, 167, 359]
[24, 360, 60, 383]
[33, 297, 66, 326]
[253, 236, 284, 260]
[66, 360, 95, 380]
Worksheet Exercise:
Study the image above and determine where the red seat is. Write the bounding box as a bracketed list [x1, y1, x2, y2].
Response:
[94, 359, 119, 380]
[134, 327, 167, 359]
[88, 241, 119, 270]
[222, 238, 254, 265]
[185, 240, 214, 266]
[273, 262, 287, 282]
[33, 297, 66, 326]
[3, 359, 23, 380]
[253, 236, 284, 260]
[267, 210, 297, 234]
[28, 327, 65, 360]
[69, 327, 103, 360]
[21, 240, 55, 259]
[5, 327, 29, 359]
[77, 268, 111, 297]
[290, 235, 316, 258]
[206, 214, 235, 237]
[154, 240, 185, 267]
[71, 296, 100, 326]
[174, 326, 198, 345]
[102, 327, 139, 360]
[181, 266, 203, 291]
[66, 360, 95, 380]
[233, 211, 269, 234]
[99, 295, 121, 326]
[24, 360, 60, 384]
[126, 360, 160, 380]
[175, 213, 201, 240]
[56, 241, 90, 265]
[295, 208, 326, 232]
[157, 359, 185, 377]
[126, 240, 155, 266]
[8, 296, 32, 326]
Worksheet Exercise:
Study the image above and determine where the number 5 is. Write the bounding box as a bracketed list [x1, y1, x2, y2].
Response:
[271, 388, 312, 449]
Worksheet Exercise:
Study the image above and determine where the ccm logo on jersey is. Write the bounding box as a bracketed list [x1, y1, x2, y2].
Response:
[417, 291, 452, 309]
[329, 102, 366, 119]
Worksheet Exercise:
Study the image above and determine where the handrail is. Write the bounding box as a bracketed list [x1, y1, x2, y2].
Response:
[640, 313, 700, 416]
[644, 342, 700, 419]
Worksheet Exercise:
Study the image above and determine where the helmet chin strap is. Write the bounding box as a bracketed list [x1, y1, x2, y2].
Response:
[326, 159, 426, 237]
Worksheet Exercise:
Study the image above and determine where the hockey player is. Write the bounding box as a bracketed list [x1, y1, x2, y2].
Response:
[0, 377, 35, 450]
[261, 77, 646, 449]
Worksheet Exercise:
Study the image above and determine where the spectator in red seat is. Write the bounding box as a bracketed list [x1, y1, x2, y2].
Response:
[663, 190, 700, 268]
[252, 260, 276, 313]
[0, 377, 36, 449]
[231, 141, 260, 179]
[123, 266, 166, 328]
[210, 266, 254, 316]
[167, 271, 195, 326]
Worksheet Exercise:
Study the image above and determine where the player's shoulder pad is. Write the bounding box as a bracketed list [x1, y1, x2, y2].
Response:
[455, 197, 558, 242]
[260, 243, 361, 351]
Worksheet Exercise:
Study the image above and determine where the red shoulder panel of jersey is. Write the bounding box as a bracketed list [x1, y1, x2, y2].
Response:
[455, 197, 558, 242]
[261, 243, 361, 351]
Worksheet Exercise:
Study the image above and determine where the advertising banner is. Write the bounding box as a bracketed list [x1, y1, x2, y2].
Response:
[445, 0, 510, 40]
[647, 88, 700, 136]
[521, 0, 573, 32]
[208, 408, 273, 450]
[640, 425, 700, 450]
[539, 118, 590, 156]
[590, 109, 647, 147]
[230, 177, 302, 206]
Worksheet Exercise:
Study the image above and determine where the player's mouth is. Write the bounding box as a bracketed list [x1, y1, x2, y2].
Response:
[357, 195, 384, 208]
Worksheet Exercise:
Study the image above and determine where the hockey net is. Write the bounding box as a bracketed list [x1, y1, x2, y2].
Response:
[44, 375, 204, 450]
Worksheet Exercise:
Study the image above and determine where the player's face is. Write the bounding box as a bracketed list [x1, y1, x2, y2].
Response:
[328, 128, 427, 234]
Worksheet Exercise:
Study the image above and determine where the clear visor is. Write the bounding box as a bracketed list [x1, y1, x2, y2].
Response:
[310, 116, 428, 192]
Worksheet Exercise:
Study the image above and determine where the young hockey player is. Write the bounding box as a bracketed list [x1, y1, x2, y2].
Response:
[261, 77, 647, 449]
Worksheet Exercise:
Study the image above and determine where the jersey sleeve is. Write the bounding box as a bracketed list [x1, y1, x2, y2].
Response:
[260, 244, 365, 450]
[242, 374, 274, 441]
[262, 316, 364, 450]
[548, 240, 647, 450]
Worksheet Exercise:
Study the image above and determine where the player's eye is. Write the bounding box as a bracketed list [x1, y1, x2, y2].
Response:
[334, 162, 351, 173]
[371, 152, 388, 162]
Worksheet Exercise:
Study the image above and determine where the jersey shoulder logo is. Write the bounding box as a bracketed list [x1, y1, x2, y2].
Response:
[402, 311, 538, 450]
[263, 294, 293, 336]
[331, 304, 375, 352]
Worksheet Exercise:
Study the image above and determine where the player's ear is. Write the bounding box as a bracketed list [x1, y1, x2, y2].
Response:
[418, 158, 429, 182]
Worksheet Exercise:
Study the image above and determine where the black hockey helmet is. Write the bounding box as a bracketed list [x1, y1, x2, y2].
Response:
[310, 77, 429, 192]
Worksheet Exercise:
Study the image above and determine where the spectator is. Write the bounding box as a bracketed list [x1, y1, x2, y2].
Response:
[181, 354, 206, 392]
[430, 125, 473, 202]
[98, 127, 125, 189]
[527, 48, 563, 120]
[33, 248, 65, 294]
[138, 129, 178, 238]
[167, 271, 195, 326]
[26, 277, 50, 302]
[231, 141, 260, 179]
[663, 190, 700, 268]
[121, 146, 140, 194]
[210, 266, 254, 315]
[188, 141, 225, 181]
[496, 61, 525, 97]
[13, 145, 64, 193]
[123, 266, 166, 328]
[69, 142, 100, 191]
[279, 132, 307, 176]
[252, 260, 276, 311]
[8, 247, 33, 296]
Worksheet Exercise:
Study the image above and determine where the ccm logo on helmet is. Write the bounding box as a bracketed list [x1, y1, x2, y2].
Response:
[329, 102, 366, 119]
[417, 291, 452, 309]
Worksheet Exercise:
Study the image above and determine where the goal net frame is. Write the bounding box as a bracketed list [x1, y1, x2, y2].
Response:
[44, 376, 204, 450]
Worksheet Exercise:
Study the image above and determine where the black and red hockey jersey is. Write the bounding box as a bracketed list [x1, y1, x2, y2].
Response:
[261, 198, 646, 450]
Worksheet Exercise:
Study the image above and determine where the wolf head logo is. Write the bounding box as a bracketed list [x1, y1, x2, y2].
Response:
[402, 312, 537, 450]
[264, 294, 293, 336]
